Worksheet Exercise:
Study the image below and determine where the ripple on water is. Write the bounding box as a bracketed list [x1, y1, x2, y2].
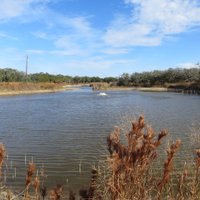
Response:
[0, 89, 199, 192]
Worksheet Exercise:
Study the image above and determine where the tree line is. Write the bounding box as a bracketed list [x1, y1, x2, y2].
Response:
[0, 68, 116, 84]
[117, 67, 200, 87]
[0, 66, 199, 86]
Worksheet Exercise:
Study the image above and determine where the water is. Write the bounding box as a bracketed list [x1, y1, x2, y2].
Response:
[0, 87, 199, 192]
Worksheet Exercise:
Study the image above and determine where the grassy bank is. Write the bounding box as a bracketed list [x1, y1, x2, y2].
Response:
[91, 82, 200, 94]
[0, 82, 76, 96]
[91, 82, 169, 92]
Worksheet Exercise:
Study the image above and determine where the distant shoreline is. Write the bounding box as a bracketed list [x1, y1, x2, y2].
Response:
[0, 82, 199, 96]
[96, 86, 200, 94]
[91, 82, 200, 95]
[101, 86, 168, 92]
[0, 82, 82, 97]
[0, 88, 71, 96]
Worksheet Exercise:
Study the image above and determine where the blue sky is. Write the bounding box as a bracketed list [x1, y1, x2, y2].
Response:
[0, 0, 200, 77]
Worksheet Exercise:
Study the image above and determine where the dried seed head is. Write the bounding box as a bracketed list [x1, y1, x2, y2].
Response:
[196, 149, 200, 158]
[33, 176, 40, 191]
[183, 169, 188, 177]
[158, 130, 168, 141]
[27, 162, 35, 177]
[0, 144, 5, 165]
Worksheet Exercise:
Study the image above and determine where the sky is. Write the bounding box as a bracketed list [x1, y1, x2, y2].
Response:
[0, 0, 200, 77]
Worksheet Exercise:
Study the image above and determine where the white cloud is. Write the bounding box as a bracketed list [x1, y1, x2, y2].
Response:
[104, 21, 162, 47]
[30, 14, 101, 56]
[101, 48, 129, 55]
[129, 0, 200, 34]
[51, 16, 102, 56]
[0, 31, 18, 40]
[26, 48, 86, 56]
[62, 17, 94, 37]
[104, 0, 200, 47]
[0, 0, 29, 20]
[54, 35, 86, 56]
[0, 0, 40, 20]
[0, 0, 56, 23]
[177, 62, 200, 69]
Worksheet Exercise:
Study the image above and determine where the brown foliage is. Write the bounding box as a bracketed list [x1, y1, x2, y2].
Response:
[0, 143, 5, 178]
[88, 116, 186, 200]
[105, 116, 170, 199]
[158, 140, 181, 190]
[25, 162, 36, 199]
[49, 184, 63, 200]
[26, 162, 36, 187]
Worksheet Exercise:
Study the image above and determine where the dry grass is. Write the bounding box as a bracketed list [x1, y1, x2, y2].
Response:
[190, 123, 200, 149]
[0, 82, 64, 92]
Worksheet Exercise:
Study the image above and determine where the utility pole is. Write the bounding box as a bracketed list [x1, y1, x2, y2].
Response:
[26, 55, 28, 77]
[25, 55, 29, 81]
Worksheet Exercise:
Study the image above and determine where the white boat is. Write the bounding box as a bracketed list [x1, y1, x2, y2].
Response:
[98, 92, 107, 96]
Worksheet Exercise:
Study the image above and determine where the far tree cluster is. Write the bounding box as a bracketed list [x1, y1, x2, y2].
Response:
[117, 67, 200, 87]
[0, 68, 117, 84]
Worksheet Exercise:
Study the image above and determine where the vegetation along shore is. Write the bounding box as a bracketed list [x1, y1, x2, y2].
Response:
[0, 66, 200, 95]
[0, 82, 75, 96]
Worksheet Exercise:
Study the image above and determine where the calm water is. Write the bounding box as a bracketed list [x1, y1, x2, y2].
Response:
[0, 87, 199, 192]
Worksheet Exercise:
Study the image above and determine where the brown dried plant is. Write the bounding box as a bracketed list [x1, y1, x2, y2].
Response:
[157, 139, 181, 199]
[106, 116, 169, 199]
[88, 116, 184, 200]
[25, 162, 36, 199]
[49, 184, 63, 200]
[0, 143, 6, 178]
[33, 173, 40, 199]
